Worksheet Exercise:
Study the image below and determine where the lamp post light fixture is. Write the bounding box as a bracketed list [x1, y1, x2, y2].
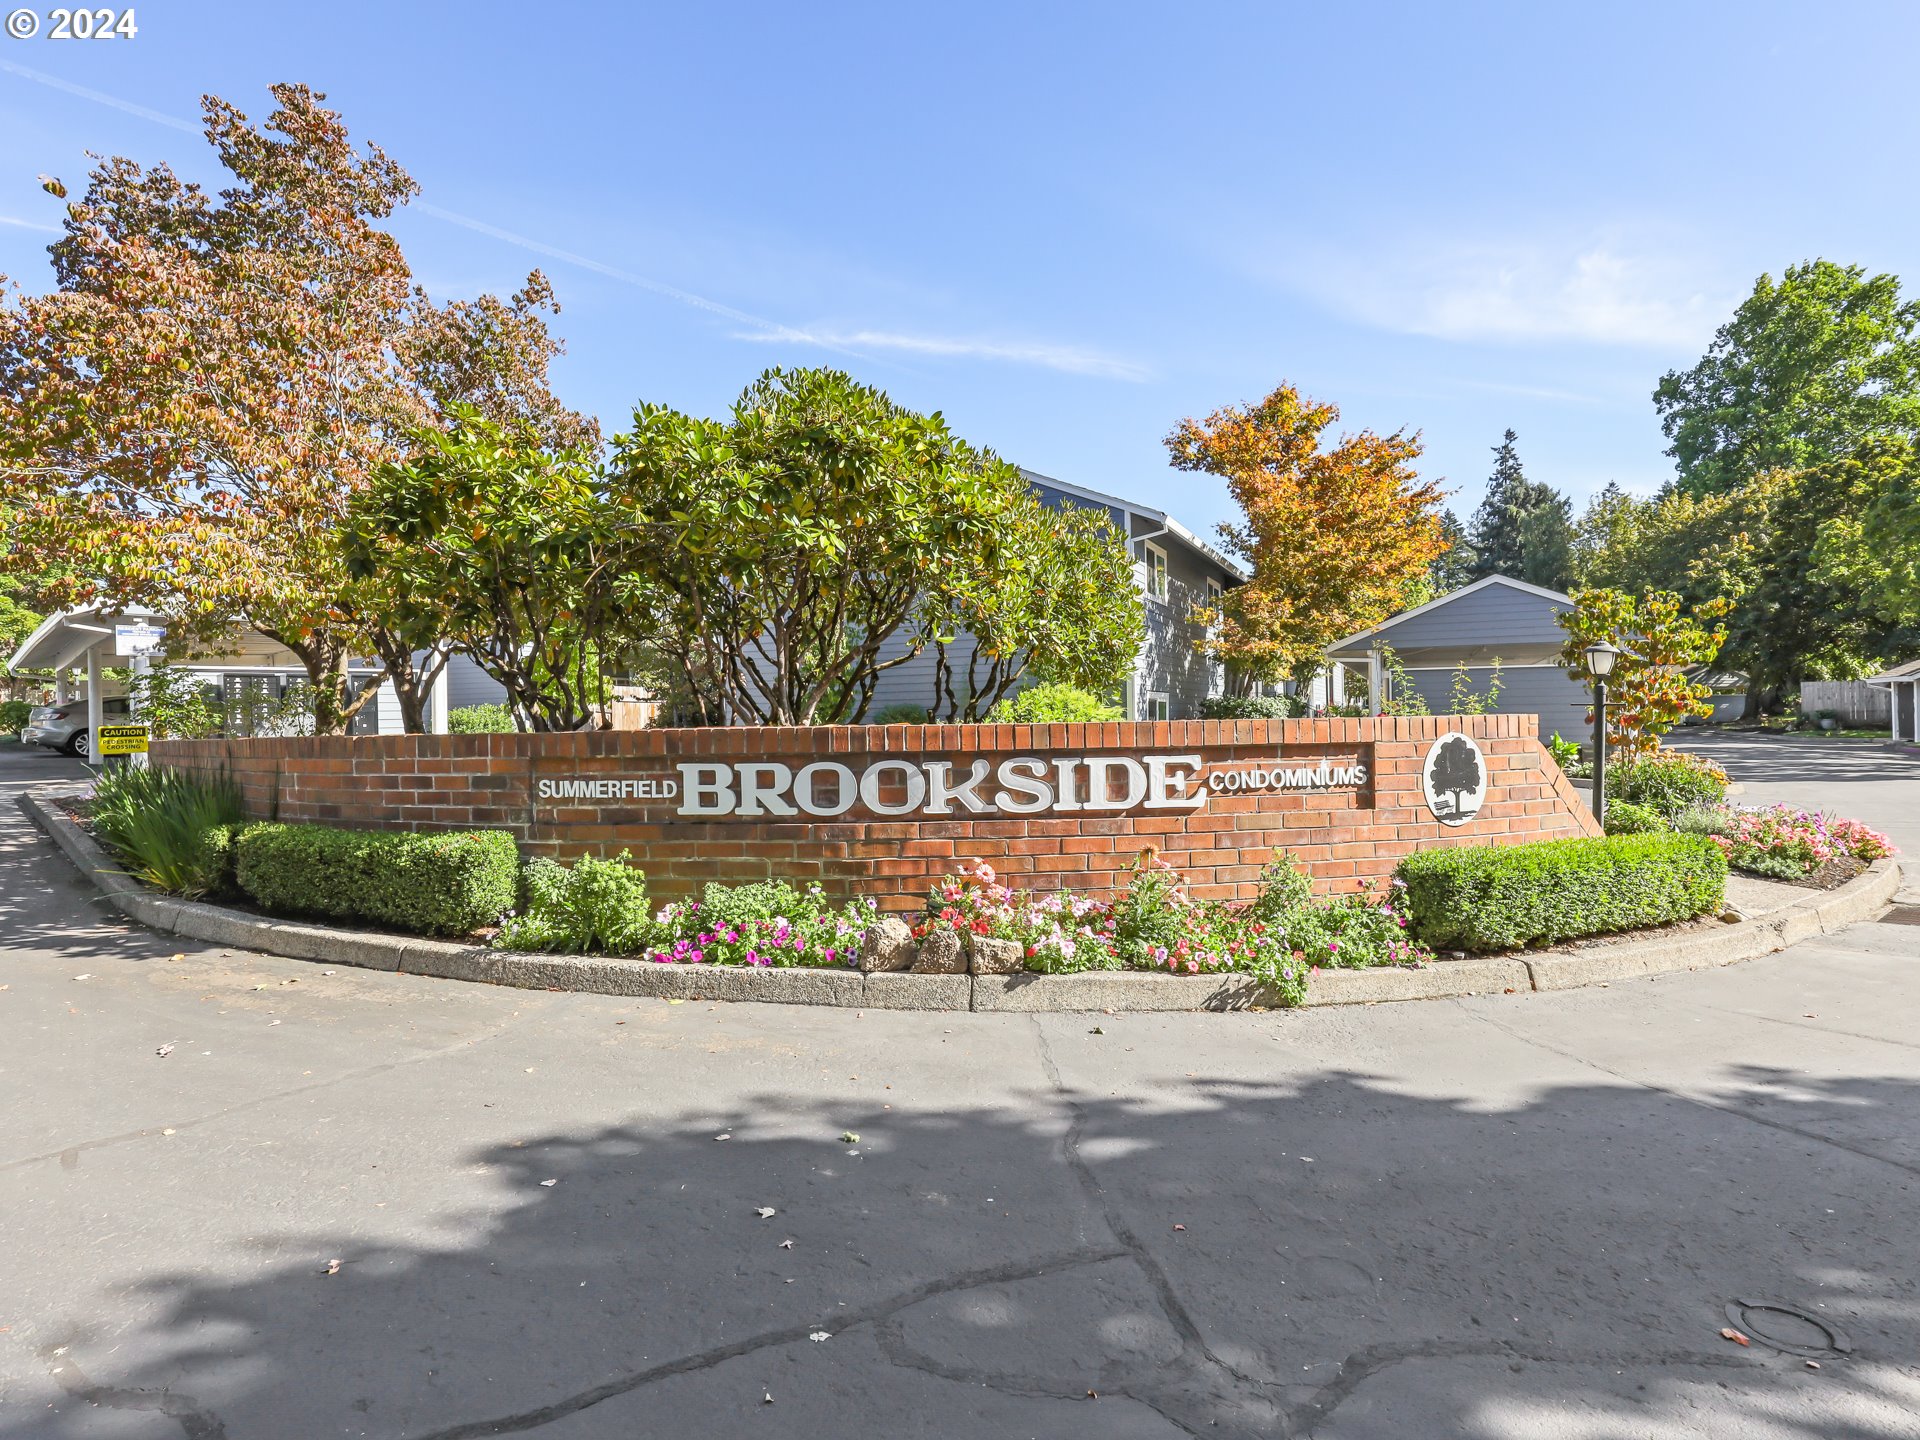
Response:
[1583, 640, 1620, 828]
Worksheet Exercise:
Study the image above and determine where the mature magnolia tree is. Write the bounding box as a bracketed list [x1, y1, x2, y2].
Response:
[1165, 383, 1447, 689]
[1656, 261, 1920, 497]
[0, 84, 591, 732]
[608, 367, 1030, 725]
[920, 494, 1143, 721]
[343, 411, 629, 732]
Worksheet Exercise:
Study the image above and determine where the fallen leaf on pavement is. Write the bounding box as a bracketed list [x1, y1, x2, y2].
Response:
[779, 1239, 794, 1249]
[539, 1179, 558, 1187]
[809, 1331, 831, 1343]
[756, 1207, 777, 1218]
[1172, 1224, 1185, 1232]
[1720, 1327, 1750, 1346]
[72, 974, 92, 981]
[155, 1043, 174, 1058]
[322, 1259, 341, 1275]
[714, 1133, 732, 1141]
[840, 1132, 859, 1144]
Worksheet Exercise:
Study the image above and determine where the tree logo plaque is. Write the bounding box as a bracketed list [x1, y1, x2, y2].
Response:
[1421, 732, 1487, 827]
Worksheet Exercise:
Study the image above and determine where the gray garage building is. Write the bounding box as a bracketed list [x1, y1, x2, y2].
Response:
[1325, 576, 1592, 743]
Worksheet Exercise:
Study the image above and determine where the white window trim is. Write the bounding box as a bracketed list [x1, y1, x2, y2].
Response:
[1143, 541, 1170, 602]
[1142, 690, 1171, 721]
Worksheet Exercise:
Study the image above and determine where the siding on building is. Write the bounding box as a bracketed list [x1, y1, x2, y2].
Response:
[1389, 663, 1593, 744]
[860, 472, 1241, 721]
[444, 653, 508, 711]
[1357, 579, 1570, 663]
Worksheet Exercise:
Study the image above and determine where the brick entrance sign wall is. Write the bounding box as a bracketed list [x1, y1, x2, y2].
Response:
[153, 716, 1599, 911]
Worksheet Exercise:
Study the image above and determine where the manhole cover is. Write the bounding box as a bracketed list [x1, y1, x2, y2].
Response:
[1881, 905, 1920, 926]
[1725, 1300, 1852, 1359]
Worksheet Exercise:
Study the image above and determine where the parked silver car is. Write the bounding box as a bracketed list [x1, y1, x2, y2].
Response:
[20, 697, 131, 758]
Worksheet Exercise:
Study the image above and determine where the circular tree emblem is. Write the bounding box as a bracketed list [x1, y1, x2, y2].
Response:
[1422, 732, 1487, 826]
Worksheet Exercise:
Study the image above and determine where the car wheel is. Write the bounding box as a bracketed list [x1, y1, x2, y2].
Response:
[64, 731, 89, 759]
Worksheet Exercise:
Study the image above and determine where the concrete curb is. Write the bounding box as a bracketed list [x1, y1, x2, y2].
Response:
[20, 790, 1899, 1014]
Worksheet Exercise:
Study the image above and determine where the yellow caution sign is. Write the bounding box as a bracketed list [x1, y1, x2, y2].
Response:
[96, 723, 151, 756]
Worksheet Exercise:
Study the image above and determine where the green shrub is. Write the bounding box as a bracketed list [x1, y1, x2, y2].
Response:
[90, 765, 247, 898]
[1199, 694, 1303, 720]
[235, 823, 517, 935]
[1545, 732, 1581, 770]
[1604, 801, 1668, 835]
[448, 703, 516, 734]
[496, 851, 656, 953]
[986, 683, 1123, 724]
[1606, 750, 1728, 819]
[871, 702, 931, 724]
[0, 699, 31, 736]
[1395, 834, 1726, 952]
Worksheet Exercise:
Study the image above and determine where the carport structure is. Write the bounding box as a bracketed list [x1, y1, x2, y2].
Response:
[7, 604, 393, 756]
[7, 602, 169, 758]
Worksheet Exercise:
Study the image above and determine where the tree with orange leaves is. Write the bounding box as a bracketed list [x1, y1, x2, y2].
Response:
[0, 84, 591, 732]
[1165, 384, 1448, 690]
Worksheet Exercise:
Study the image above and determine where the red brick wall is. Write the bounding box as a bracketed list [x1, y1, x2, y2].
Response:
[153, 716, 1600, 911]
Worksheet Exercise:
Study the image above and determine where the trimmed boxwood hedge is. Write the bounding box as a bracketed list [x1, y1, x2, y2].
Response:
[1394, 833, 1727, 953]
[234, 823, 518, 936]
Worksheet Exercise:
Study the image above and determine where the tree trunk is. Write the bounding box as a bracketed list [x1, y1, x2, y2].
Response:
[272, 628, 384, 736]
[370, 633, 453, 734]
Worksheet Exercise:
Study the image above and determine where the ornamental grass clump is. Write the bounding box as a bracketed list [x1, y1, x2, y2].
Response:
[90, 764, 247, 899]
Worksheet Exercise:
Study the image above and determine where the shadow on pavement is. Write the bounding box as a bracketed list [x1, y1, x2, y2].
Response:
[7, 1061, 1919, 1439]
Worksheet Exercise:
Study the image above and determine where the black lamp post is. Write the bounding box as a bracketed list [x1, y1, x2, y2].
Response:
[1584, 640, 1620, 828]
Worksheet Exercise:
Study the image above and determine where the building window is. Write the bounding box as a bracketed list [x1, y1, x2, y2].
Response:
[1142, 691, 1170, 722]
[1143, 541, 1169, 602]
[1203, 577, 1222, 625]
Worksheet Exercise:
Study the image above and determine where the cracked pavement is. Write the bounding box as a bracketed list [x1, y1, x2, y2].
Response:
[2, 736, 1919, 1438]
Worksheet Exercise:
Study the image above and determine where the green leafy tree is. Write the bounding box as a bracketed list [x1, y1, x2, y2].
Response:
[923, 496, 1143, 721]
[345, 411, 624, 732]
[1655, 260, 1920, 496]
[1814, 437, 1920, 632]
[1575, 460, 1896, 714]
[607, 367, 1028, 725]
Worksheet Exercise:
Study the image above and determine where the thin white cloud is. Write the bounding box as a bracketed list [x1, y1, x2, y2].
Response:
[0, 57, 199, 133]
[737, 325, 1150, 381]
[4, 61, 1138, 382]
[1270, 232, 1734, 350]
[1, 215, 61, 234]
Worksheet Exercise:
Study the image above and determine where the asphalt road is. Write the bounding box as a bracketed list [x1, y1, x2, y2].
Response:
[2, 736, 1919, 1439]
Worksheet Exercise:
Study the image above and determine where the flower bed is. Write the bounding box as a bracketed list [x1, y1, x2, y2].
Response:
[1677, 804, 1894, 882]
[497, 855, 878, 966]
[914, 852, 1429, 1006]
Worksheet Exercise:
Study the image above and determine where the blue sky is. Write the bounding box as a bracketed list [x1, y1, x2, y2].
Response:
[5, 2, 1919, 539]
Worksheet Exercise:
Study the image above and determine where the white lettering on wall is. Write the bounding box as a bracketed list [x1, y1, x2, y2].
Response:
[545, 751, 1365, 818]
